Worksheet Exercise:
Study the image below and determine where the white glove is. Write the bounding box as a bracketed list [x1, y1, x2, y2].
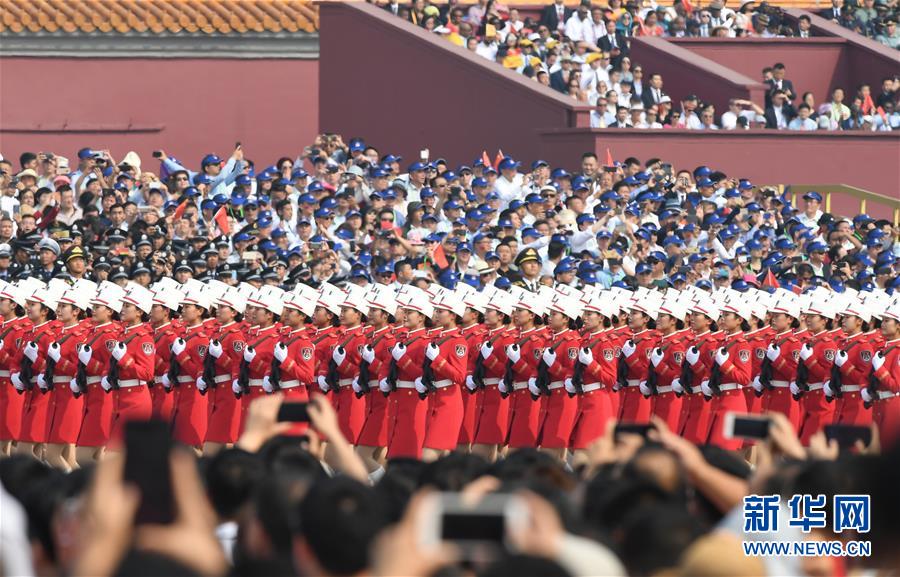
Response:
[261, 376, 273, 393]
[414, 377, 427, 394]
[622, 339, 637, 358]
[715, 347, 729, 366]
[766, 343, 780, 362]
[78, 344, 93, 365]
[700, 379, 712, 397]
[378, 378, 391, 393]
[564, 378, 576, 394]
[48, 342, 61, 363]
[361, 345, 375, 364]
[425, 343, 440, 361]
[391, 343, 406, 361]
[506, 344, 521, 364]
[37, 374, 48, 391]
[835, 350, 848, 368]
[498, 380, 509, 394]
[686, 346, 700, 366]
[799, 343, 814, 361]
[197, 376, 208, 392]
[112, 342, 127, 361]
[231, 379, 242, 395]
[332, 346, 346, 366]
[752, 376, 763, 393]
[101, 376, 112, 392]
[161, 374, 172, 391]
[481, 341, 493, 359]
[650, 347, 665, 367]
[872, 352, 885, 371]
[672, 378, 684, 394]
[639, 380, 653, 396]
[11, 372, 23, 391]
[23, 341, 38, 363]
[69, 378, 81, 394]
[790, 381, 801, 396]
[243, 346, 256, 363]
[578, 347, 593, 365]
[208, 339, 223, 359]
[274, 342, 288, 363]
[0, 339, 3, 351]
[861, 388, 874, 404]
[527, 377, 541, 397]
[352, 377, 363, 394]
[465, 375, 477, 391]
[317, 375, 329, 393]
[542, 348, 557, 367]
[171, 337, 187, 356]
[824, 380, 835, 398]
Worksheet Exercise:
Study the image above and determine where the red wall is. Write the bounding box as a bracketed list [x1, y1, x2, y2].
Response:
[0, 57, 319, 170]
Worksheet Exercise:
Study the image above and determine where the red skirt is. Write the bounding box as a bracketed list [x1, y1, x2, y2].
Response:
[150, 382, 175, 423]
[538, 388, 578, 448]
[386, 388, 427, 459]
[457, 388, 480, 445]
[763, 386, 802, 434]
[47, 378, 84, 444]
[0, 378, 24, 441]
[424, 385, 463, 451]
[706, 388, 749, 450]
[651, 391, 683, 433]
[834, 391, 872, 427]
[473, 383, 509, 445]
[358, 385, 390, 447]
[109, 385, 153, 447]
[798, 389, 835, 445]
[335, 385, 367, 444]
[19, 388, 51, 443]
[874, 395, 900, 450]
[172, 380, 208, 447]
[619, 385, 653, 423]
[571, 387, 613, 449]
[205, 381, 242, 443]
[506, 387, 541, 448]
[744, 387, 764, 415]
[77, 381, 114, 447]
[679, 393, 712, 444]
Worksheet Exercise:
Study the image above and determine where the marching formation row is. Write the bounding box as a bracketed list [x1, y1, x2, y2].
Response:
[0, 276, 898, 471]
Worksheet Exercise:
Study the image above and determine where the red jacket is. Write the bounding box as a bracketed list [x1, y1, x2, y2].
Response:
[624, 329, 659, 381]
[395, 327, 430, 382]
[153, 322, 178, 381]
[836, 332, 875, 387]
[328, 325, 368, 382]
[653, 330, 688, 387]
[873, 338, 900, 394]
[49, 323, 87, 380]
[241, 324, 278, 381]
[480, 327, 514, 379]
[509, 327, 548, 383]
[115, 323, 155, 383]
[212, 321, 246, 383]
[82, 322, 124, 379]
[310, 326, 339, 377]
[546, 329, 581, 383]
[365, 325, 397, 382]
[174, 323, 210, 382]
[800, 330, 838, 385]
[277, 327, 315, 384]
[428, 327, 467, 385]
[769, 330, 802, 383]
[716, 331, 753, 386]
[460, 323, 487, 374]
[579, 329, 617, 387]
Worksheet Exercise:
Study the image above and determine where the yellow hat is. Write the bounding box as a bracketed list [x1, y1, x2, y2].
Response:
[585, 53, 603, 64]
[503, 54, 524, 69]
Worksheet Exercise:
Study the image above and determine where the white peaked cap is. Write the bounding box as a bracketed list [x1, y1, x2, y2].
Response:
[658, 298, 689, 321]
[631, 289, 663, 320]
[458, 287, 488, 314]
[153, 277, 182, 293]
[432, 290, 466, 318]
[365, 284, 398, 317]
[690, 295, 721, 320]
[248, 286, 285, 316]
[515, 290, 546, 318]
[181, 278, 207, 295]
[122, 284, 155, 314]
[843, 298, 872, 324]
[805, 294, 837, 319]
[28, 280, 67, 312]
[18, 277, 46, 295]
[747, 292, 769, 321]
[59, 282, 95, 311]
[721, 294, 753, 321]
[181, 285, 213, 311]
[424, 282, 451, 301]
[771, 292, 802, 319]
[398, 285, 434, 318]
[316, 285, 343, 316]
[554, 284, 584, 301]
[485, 288, 516, 316]
[215, 286, 248, 314]
[538, 284, 557, 304]
[92, 281, 127, 313]
[72, 278, 98, 296]
[283, 290, 317, 318]
[0, 281, 28, 308]
[883, 298, 900, 322]
[861, 290, 889, 320]
[548, 292, 583, 320]
[152, 283, 185, 312]
[341, 286, 370, 316]
[203, 279, 231, 304]
[293, 283, 319, 302]
[237, 282, 257, 298]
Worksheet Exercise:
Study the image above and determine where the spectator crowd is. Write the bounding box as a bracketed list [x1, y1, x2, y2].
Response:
[0, 134, 899, 577]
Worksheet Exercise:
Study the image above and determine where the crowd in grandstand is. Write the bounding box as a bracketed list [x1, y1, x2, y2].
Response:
[377, 0, 900, 130]
[0, 134, 899, 576]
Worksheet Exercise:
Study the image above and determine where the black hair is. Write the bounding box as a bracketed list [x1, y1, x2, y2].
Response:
[417, 453, 490, 491]
[480, 555, 572, 577]
[205, 449, 265, 520]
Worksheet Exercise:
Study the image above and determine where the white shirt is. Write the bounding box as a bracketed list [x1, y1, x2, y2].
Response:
[772, 105, 787, 129]
[564, 14, 588, 41]
[788, 117, 818, 131]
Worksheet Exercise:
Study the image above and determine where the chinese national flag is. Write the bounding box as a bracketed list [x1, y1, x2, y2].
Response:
[214, 206, 230, 235]
[605, 147, 614, 166]
[173, 199, 188, 221]
[763, 268, 779, 290]
[431, 243, 449, 269]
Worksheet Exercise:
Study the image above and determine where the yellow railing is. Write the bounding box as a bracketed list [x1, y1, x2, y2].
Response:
[773, 184, 900, 227]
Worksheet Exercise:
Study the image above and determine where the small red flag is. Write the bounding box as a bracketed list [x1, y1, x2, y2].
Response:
[431, 243, 449, 269]
[213, 206, 230, 235]
[763, 268, 779, 290]
[481, 150, 492, 169]
[681, 0, 694, 15]
[493, 150, 505, 171]
[172, 198, 189, 221]
[605, 147, 614, 167]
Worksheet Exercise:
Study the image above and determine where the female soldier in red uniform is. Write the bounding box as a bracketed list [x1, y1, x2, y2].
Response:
[705, 300, 752, 450]
[760, 294, 803, 432]
[829, 301, 874, 427]
[744, 299, 773, 416]
[0, 282, 32, 457]
[234, 286, 282, 430]
[619, 293, 661, 422]
[457, 289, 487, 452]
[170, 287, 212, 449]
[75, 282, 125, 466]
[866, 301, 900, 448]
[269, 290, 316, 436]
[149, 283, 183, 423]
[327, 290, 369, 444]
[646, 299, 688, 432]
[538, 293, 582, 460]
[504, 290, 548, 451]
[471, 289, 515, 462]
[107, 285, 156, 447]
[676, 298, 722, 444]
[796, 299, 839, 445]
[311, 287, 342, 401]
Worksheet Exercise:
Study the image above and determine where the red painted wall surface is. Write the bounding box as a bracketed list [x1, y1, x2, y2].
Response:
[0, 58, 319, 170]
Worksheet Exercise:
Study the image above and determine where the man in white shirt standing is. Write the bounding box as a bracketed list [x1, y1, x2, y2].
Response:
[798, 191, 824, 229]
[564, 3, 591, 42]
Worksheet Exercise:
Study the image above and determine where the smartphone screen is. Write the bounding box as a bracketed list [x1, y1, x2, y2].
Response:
[124, 420, 175, 525]
[825, 424, 871, 448]
[441, 511, 505, 543]
[615, 422, 652, 437]
[726, 414, 771, 440]
[277, 402, 310, 423]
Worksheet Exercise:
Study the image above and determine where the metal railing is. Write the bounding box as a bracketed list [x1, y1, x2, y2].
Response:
[773, 184, 900, 226]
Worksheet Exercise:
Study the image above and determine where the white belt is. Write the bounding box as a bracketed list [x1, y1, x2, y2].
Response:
[582, 383, 604, 393]
[396, 380, 416, 389]
[657, 386, 674, 394]
[513, 381, 529, 391]
[549, 381, 565, 390]
[279, 380, 301, 389]
[0, 370, 10, 377]
[877, 391, 897, 400]
[807, 382, 825, 391]
[53, 376, 71, 383]
[248, 378, 265, 387]
[719, 383, 742, 392]
[118, 379, 143, 388]
[483, 378, 500, 385]
[339, 378, 354, 387]
[86, 376, 101, 384]
[214, 374, 232, 383]
[770, 380, 790, 388]
[368, 380, 379, 388]
[841, 385, 861, 392]
[626, 379, 641, 387]
[433, 379, 453, 388]
[177, 376, 194, 383]
[689, 385, 703, 394]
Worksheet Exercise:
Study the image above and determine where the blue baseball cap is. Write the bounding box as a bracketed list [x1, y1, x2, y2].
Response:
[201, 154, 222, 167]
[408, 161, 427, 172]
[635, 263, 652, 275]
[803, 191, 823, 202]
[235, 175, 252, 187]
[498, 157, 520, 171]
[472, 177, 489, 188]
